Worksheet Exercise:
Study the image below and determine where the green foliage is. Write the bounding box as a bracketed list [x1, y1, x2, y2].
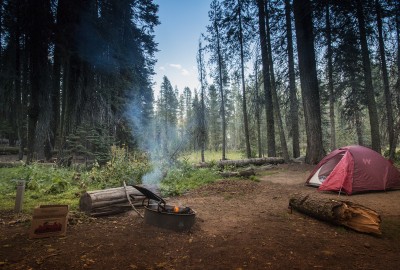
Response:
[249, 175, 260, 182]
[64, 124, 113, 166]
[160, 160, 219, 196]
[0, 166, 29, 193]
[25, 164, 73, 194]
[383, 149, 400, 163]
[86, 146, 151, 188]
[0, 164, 81, 212]
[181, 150, 243, 163]
[0, 146, 153, 212]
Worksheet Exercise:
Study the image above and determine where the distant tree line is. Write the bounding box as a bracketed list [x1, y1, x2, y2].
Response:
[154, 0, 400, 164]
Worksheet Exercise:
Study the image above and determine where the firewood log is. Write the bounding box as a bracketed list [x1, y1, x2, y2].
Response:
[79, 186, 147, 215]
[289, 193, 381, 235]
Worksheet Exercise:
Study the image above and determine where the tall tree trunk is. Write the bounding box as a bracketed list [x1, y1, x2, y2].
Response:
[198, 42, 206, 163]
[265, 0, 289, 161]
[293, 0, 325, 164]
[14, 22, 24, 160]
[326, 2, 336, 151]
[257, 0, 275, 157]
[355, 111, 364, 146]
[392, 1, 400, 153]
[50, 45, 61, 152]
[285, 0, 300, 158]
[396, 2, 400, 147]
[0, 0, 2, 60]
[26, 0, 51, 163]
[355, 0, 381, 153]
[375, 0, 394, 158]
[215, 18, 227, 160]
[254, 59, 263, 158]
[20, 35, 29, 159]
[238, 1, 251, 158]
[59, 60, 68, 151]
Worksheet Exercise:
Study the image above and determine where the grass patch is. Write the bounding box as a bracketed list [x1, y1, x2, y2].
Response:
[0, 165, 82, 212]
[181, 150, 245, 163]
[0, 148, 242, 213]
[160, 161, 220, 196]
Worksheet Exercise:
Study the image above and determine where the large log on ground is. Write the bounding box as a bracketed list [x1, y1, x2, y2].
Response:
[289, 193, 381, 235]
[220, 168, 256, 178]
[79, 186, 148, 215]
[197, 157, 284, 168]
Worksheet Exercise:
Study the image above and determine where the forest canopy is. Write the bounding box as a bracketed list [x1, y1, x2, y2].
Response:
[0, 0, 399, 165]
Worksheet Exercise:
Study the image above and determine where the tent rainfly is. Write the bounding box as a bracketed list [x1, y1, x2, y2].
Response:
[306, 145, 400, 195]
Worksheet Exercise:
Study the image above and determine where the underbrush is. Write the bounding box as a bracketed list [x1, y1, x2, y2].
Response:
[0, 148, 222, 212]
[160, 161, 220, 196]
[0, 165, 81, 211]
[181, 150, 244, 163]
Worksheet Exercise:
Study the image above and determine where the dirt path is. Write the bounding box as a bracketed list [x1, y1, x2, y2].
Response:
[1, 163, 400, 269]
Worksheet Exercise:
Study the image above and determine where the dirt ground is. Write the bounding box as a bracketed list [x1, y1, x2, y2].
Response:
[1, 163, 400, 270]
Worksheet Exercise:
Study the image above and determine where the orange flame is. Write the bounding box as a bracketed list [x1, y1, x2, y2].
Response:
[173, 206, 180, 213]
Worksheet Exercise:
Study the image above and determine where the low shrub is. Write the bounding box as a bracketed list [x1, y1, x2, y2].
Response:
[160, 160, 219, 196]
[85, 145, 151, 188]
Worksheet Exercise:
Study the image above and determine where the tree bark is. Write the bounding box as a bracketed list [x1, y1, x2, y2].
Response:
[257, 0, 276, 157]
[215, 17, 227, 161]
[26, 0, 51, 164]
[285, 0, 300, 158]
[355, 0, 381, 153]
[293, 0, 325, 164]
[375, 0, 394, 158]
[289, 193, 381, 235]
[326, 2, 336, 151]
[254, 58, 263, 158]
[238, 1, 252, 158]
[265, 0, 289, 162]
[79, 186, 147, 215]
[50, 45, 61, 152]
[396, 2, 400, 151]
[14, 15, 24, 161]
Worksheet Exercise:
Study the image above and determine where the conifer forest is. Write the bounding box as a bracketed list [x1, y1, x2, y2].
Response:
[0, 0, 399, 165]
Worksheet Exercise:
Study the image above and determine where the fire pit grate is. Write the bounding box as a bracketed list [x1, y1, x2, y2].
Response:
[132, 185, 196, 231]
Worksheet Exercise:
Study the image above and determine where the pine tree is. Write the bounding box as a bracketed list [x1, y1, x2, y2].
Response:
[355, 0, 381, 153]
[207, 0, 229, 160]
[222, 0, 256, 158]
[293, 0, 325, 164]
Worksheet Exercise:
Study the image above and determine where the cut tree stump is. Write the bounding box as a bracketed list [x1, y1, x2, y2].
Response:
[197, 157, 284, 168]
[79, 186, 157, 216]
[289, 193, 381, 235]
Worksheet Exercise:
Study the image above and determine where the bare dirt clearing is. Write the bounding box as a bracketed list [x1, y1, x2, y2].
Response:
[1, 163, 400, 269]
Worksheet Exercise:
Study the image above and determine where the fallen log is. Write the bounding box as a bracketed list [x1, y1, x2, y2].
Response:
[289, 193, 381, 235]
[197, 157, 284, 168]
[79, 186, 152, 215]
[220, 168, 256, 178]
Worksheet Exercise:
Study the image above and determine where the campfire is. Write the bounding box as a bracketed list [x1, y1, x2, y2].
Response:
[132, 185, 196, 231]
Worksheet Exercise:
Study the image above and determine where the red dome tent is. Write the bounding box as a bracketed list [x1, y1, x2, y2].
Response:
[306, 145, 400, 195]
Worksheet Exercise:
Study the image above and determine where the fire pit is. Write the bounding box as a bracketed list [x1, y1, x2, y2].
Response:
[132, 185, 196, 232]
